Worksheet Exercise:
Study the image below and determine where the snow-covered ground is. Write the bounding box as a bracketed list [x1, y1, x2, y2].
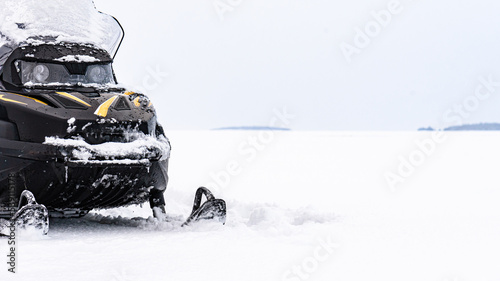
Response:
[2, 131, 500, 281]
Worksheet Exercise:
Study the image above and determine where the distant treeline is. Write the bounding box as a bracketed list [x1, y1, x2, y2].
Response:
[418, 123, 500, 131]
[213, 126, 291, 131]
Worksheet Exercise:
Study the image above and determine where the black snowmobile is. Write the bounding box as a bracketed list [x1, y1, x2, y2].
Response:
[0, 2, 225, 235]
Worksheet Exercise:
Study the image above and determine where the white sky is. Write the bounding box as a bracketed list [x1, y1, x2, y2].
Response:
[94, 0, 500, 130]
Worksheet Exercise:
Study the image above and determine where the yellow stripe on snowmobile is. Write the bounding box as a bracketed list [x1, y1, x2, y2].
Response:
[123, 91, 135, 96]
[94, 95, 118, 117]
[133, 97, 141, 107]
[10, 93, 48, 106]
[132, 97, 152, 107]
[55, 92, 91, 107]
[0, 94, 27, 105]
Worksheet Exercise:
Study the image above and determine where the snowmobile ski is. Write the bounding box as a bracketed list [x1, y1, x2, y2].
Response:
[0, 190, 49, 236]
[182, 187, 226, 226]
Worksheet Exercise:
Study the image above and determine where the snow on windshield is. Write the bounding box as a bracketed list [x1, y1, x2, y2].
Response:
[0, 0, 123, 57]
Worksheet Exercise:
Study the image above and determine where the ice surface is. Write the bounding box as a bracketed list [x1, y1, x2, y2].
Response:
[0, 0, 123, 56]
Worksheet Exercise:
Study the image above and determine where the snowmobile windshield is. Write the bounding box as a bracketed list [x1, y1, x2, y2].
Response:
[16, 60, 116, 88]
[0, 0, 124, 58]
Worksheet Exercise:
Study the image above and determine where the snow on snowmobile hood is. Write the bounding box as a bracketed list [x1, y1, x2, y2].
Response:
[0, 0, 123, 70]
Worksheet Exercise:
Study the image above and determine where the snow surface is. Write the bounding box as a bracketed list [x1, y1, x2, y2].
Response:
[44, 134, 171, 162]
[22, 81, 121, 91]
[54, 55, 101, 63]
[2, 131, 500, 281]
[0, 0, 123, 56]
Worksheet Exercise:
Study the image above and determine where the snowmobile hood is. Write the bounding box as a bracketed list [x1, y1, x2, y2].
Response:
[0, 90, 159, 144]
[0, 0, 124, 70]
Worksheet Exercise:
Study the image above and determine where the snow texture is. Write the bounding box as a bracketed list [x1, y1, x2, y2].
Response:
[23, 81, 121, 91]
[2, 131, 500, 281]
[0, 0, 123, 56]
[44, 134, 171, 162]
[54, 55, 101, 63]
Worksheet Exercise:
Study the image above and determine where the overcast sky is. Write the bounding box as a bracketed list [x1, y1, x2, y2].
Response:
[95, 0, 500, 130]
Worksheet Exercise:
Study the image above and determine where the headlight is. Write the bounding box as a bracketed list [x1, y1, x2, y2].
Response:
[87, 65, 106, 83]
[33, 64, 50, 82]
[17, 60, 116, 86]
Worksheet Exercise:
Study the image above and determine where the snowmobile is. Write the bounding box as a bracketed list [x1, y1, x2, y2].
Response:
[0, 1, 225, 235]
